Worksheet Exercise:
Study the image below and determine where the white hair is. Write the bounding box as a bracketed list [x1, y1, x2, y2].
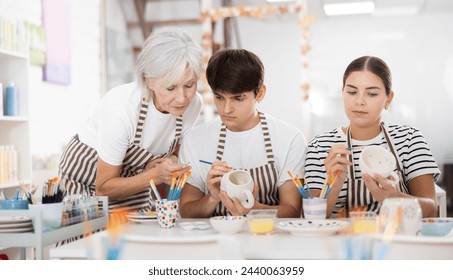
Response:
[135, 27, 202, 96]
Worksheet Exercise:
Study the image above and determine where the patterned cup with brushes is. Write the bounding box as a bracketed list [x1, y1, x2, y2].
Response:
[156, 199, 179, 228]
[303, 198, 327, 220]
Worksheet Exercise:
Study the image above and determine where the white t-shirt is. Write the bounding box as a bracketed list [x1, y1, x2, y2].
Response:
[78, 82, 202, 165]
[179, 113, 307, 194]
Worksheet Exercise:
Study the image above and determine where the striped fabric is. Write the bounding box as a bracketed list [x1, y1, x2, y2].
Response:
[213, 112, 278, 216]
[133, 98, 149, 145]
[304, 122, 440, 217]
[58, 97, 183, 213]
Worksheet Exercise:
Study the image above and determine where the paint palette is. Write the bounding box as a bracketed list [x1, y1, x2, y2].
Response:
[276, 219, 350, 236]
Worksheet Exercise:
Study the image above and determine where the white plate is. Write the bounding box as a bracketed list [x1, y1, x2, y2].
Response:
[0, 216, 32, 224]
[277, 219, 350, 236]
[179, 222, 210, 231]
[128, 217, 158, 223]
[126, 211, 157, 220]
[0, 221, 33, 229]
[0, 226, 33, 233]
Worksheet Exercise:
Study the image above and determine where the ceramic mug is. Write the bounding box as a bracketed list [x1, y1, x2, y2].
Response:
[359, 146, 399, 187]
[220, 169, 255, 208]
[377, 198, 422, 235]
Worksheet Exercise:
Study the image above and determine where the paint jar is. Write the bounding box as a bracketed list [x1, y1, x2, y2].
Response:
[5, 82, 18, 116]
[0, 82, 4, 116]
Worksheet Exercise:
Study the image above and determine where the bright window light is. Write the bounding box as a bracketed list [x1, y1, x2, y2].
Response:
[324, 1, 375, 16]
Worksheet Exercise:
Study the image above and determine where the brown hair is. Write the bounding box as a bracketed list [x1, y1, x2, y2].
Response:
[206, 49, 264, 96]
[343, 56, 392, 95]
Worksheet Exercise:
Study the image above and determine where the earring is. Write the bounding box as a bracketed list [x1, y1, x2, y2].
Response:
[385, 106, 389, 110]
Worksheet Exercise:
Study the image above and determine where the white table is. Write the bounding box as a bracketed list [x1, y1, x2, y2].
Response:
[50, 218, 346, 260]
[50, 218, 453, 260]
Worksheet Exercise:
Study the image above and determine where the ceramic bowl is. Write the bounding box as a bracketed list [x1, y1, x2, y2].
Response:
[209, 216, 246, 234]
[420, 218, 453, 237]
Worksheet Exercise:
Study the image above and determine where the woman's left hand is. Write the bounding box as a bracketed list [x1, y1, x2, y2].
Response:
[220, 182, 259, 216]
[363, 173, 400, 202]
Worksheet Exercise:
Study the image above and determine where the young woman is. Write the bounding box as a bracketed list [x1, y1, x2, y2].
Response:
[304, 56, 440, 218]
[58, 28, 203, 213]
[179, 49, 307, 218]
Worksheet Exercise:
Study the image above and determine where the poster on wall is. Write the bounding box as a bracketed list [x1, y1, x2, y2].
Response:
[42, 0, 71, 85]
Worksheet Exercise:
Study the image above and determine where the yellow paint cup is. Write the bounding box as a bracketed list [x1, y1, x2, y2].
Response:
[350, 211, 377, 234]
[247, 209, 277, 235]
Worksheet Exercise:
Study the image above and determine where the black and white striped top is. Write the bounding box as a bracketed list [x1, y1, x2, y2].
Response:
[304, 123, 440, 214]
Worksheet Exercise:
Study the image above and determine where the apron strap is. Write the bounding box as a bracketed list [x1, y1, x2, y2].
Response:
[346, 126, 355, 181]
[380, 122, 409, 194]
[258, 111, 276, 163]
[133, 97, 150, 145]
[215, 125, 227, 161]
[381, 122, 404, 176]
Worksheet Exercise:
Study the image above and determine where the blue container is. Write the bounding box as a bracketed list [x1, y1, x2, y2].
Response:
[0, 199, 29, 210]
[5, 83, 18, 116]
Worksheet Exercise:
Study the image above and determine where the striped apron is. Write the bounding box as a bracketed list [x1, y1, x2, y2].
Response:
[344, 123, 409, 216]
[59, 97, 183, 213]
[213, 111, 279, 216]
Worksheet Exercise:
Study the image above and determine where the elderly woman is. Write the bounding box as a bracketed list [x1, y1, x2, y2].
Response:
[58, 27, 203, 213]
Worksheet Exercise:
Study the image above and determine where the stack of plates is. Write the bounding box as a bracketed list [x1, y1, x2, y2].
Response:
[126, 211, 157, 223]
[0, 216, 33, 233]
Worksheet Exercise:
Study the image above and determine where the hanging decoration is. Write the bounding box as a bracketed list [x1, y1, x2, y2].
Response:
[199, 0, 314, 101]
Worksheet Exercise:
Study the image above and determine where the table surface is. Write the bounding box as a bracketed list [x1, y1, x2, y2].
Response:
[49, 218, 453, 260]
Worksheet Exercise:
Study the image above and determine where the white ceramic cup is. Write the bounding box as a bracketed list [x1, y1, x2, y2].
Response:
[377, 198, 422, 236]
[359, 146, 399, 187]
[220, 169, 255, 208]
[303, 198, 327, 220]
